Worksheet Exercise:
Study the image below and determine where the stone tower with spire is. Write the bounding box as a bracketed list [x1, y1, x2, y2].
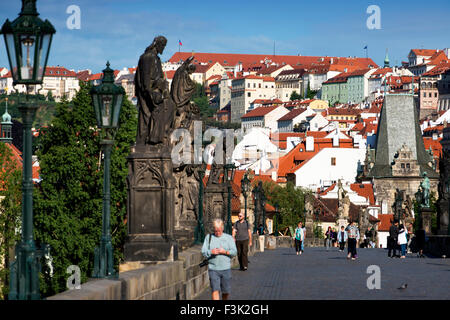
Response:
[1, 98, 13, 144]
[367, 93, 438, 216]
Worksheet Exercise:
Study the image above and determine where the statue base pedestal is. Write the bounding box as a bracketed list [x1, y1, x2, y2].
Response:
[203, 184, 227, 234]
[421, 207, 433, 235]
[124, 148, 178, 262]
[124, 234, 177, 262]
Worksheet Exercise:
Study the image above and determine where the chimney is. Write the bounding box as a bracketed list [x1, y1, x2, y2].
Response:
[271, 171, 278, 181]
[333, 131, 339, 147]
[306, 136, 314, 151]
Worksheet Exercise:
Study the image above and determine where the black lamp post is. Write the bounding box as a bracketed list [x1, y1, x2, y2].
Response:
[274, 203, 279, 236]
[194, 166, 206, 245]
[252, 185, 259, 234]
[1, 0, 55, 300]
[224, 163, 236, 235]
[260, 188, 267, 234]
[240, 172, 250, 221]
[90, 61, 125, 279]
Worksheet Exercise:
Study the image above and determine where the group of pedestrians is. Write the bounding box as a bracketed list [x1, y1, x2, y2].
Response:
[200, 213, 253, 300]
[326, 221, 361, 260]
[388, 219, 426, 259]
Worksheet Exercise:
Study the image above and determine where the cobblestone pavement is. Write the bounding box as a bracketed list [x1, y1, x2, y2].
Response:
[195, 247, 450, 300]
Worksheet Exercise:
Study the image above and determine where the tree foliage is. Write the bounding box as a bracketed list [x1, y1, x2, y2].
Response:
[0, 143, 22, 299]
[259, 180, 309, 232]
[290, 91, 301, 101]
[33, 81, 137, 296]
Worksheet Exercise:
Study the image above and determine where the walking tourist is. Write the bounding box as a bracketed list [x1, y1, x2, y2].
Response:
[294, 221, 304, 255]
[337, 225, 347, 252]
[397, 224, 408, 259]
[325, 226, 333, 251]
[332, 228, 338, 247]
[301, 222, 306, 253]
[388, 219, 400, 258]
[232, 213, 252, 271]
[202, 219, 237, 300]
[346, 220, 360, 260]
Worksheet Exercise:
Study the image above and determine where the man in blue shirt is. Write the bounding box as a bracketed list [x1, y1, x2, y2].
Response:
[202, 219, 237, 300]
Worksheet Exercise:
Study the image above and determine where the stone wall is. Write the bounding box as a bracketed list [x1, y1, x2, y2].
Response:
[48, 245, 209, 300]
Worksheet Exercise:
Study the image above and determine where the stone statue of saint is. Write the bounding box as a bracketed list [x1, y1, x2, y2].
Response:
[421, 172, 431, 208]
[135, 36, 176, 146]
[171, 56, 197, 129]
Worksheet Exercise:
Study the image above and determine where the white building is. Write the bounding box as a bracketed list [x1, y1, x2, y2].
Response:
[277, 108, 315, 132]
[37, 66, 80, 101]
[292, 147, 366, 190]
[308, 113, 329, 131]
[241, 105, 289, 132]
[231, 75, 277, 123]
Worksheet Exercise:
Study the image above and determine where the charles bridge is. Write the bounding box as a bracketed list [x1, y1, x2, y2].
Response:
[48, 235, 450, 300]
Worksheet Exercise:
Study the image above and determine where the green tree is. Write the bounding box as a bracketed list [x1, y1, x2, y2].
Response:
[305, 82, 318, 100]
[290, 90, 301, 101]
[0, 143, 22, 299]
[33, 82, 137, 296]
[46, 90, 55, 102]
[260, 180, 309, 232]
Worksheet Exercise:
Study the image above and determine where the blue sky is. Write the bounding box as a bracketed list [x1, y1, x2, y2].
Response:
[0, 0, 449, 73]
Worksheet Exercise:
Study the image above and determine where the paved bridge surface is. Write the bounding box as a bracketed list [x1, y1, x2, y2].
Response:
[196, 247, 450, 300]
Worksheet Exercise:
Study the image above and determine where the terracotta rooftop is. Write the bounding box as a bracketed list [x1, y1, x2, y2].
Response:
[241, 105, 279, 119]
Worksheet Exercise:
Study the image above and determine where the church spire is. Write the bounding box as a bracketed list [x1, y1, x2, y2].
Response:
[1, 98, 13, 144]
[384, 49, 390, 68]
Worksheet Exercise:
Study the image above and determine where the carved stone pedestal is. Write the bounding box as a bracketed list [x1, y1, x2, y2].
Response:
[124, 147, 178, 262]
[203, 184, 227, 234]
[421, 207, 433, 235]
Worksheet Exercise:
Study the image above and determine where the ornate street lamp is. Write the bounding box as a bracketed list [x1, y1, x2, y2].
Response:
[260, 187, 267, 234]
[90, 62, 125, 279]
[1, 0, 55, 86]
[274, 203, 279, 237]
[194, 165, 206, 245]
[2, 0, 55, 300]
[224, 163, 236, 234]
[240, 172, 251, 220]
[252, 185, 260, 234]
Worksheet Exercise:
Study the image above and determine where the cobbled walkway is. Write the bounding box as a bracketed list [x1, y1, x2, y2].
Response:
[195, 247, 450, 300]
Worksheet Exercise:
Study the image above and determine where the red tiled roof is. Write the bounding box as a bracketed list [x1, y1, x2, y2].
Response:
[378, 214, 394, 232]
[348, 68, 371, 77]
[326, 107, 361, 116]
[350, 183, 375, 205]
[422, 61, 450, 77]
[76, 70, 91, 81]
[251, 99, 283, 105]
[423, 137, 443, 159]
[0, 71, 12, 78]
[411, 49, 439, 57]
[277, 108, 307, 121]
[169, 52, 378, 71]
[241, 105, 279, 119]
[45, 66, 77, 77]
